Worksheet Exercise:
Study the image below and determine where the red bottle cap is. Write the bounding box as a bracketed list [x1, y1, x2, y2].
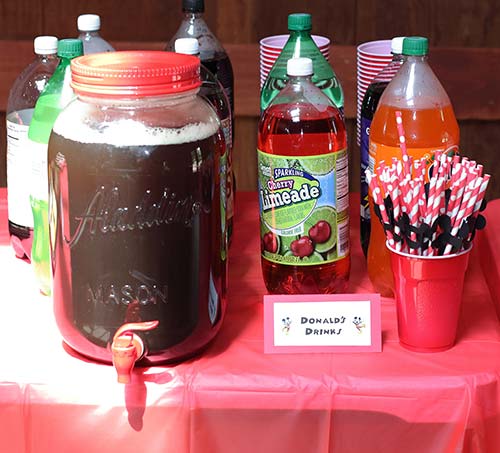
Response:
[71, 50, 201, 98]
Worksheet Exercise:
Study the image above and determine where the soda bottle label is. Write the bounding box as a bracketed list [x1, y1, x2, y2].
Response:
[29, 139, 49, 202]
[220, 151, 227, 261]
[369, 141, 459, 180]
[220, 117, 234, 222]
[360, 116, 372, 224]
[208, 270, 219, 326]
[6, 118, 34, 227]
[220, 117, 232, 150]
[258, 149, 349, 266]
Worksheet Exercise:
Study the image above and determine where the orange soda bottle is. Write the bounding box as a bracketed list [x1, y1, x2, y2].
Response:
[368, 36, 459, 297]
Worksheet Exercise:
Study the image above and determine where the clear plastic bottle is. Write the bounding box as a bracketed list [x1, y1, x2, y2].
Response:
[6, 36, 59, 261]
[258, 57, 349, 294]
[360, 36, 405, 257]
[77, 14, 115, 54]
[367, 36, 459, 297]
[27, 39, 84, 295]
[167, 0, 235, 240]
[166, 0, 234, 111]
[175, 37, 231, 260]
[260, 13, 344, 114]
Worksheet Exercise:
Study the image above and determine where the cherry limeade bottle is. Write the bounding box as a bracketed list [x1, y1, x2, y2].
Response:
[368, 37, 459, 297]
[258, 57, 350, 294]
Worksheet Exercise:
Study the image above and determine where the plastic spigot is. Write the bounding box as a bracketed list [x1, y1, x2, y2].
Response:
[111, 321, 159, 384]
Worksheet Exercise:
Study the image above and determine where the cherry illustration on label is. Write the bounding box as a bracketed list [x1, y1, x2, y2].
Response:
[308, 220, 331, 244]
[290, 236, 314, 258]
[262, 231, 279, 253]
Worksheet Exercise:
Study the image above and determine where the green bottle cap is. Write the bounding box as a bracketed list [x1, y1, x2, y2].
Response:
[402, 37, 429, 56]
[58, 38, 83, 58]
[288, 13, 312, 31]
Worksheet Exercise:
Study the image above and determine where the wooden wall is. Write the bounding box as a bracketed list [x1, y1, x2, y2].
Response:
[1, 0, 500, 197]
[3, 0, 500, 46]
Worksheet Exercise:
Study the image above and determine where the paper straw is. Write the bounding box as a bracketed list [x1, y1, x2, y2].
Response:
[390, 183, 402, 251]
[433, 150, 442, 179]
[447, 167, 473, 223]
[444, 177, 482, 255]
[395, 111, 411, 175]
[367, 171, 394, 246]
[437, 153, 449, 181]
[368, 155, 489, 256]
[473, 174, 490, 214]
[406, 179, 421, 255]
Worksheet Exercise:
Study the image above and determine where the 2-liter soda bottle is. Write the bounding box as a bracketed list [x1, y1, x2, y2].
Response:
[175, 37, 231, 259]
[260, 13, 344, 114]
[6, 36, 58, 261]
[27, 38, 83, 295]
[367, 37, 459, 297]
[167, 0, 235, 242]
[360, 36, 404, 257]
[77, 14, 115, 54]
[258, 57, 350, 294]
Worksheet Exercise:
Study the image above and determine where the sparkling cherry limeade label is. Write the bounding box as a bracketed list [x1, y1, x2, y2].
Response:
[258, 149, 349, 266]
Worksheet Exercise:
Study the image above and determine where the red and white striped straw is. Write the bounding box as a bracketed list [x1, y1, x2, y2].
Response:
[448, 162, 462, 193]
[406, 179, 421, 254]
[437, 153, 449, 181]
[444, 177, 482, 255]
[447, 167, 473, 221]
[367, 154, 489, 256]
[433, 150, 442, 180]
[395, 111, 411, 175]
[473, 174, 490, 214]
[367, 171, 394, 247]
[390, 183, 403, 251]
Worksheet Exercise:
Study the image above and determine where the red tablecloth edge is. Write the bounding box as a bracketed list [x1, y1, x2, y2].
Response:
[479, 198, 500, 320]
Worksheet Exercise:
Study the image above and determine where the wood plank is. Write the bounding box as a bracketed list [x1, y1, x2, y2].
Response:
[356, 0, 434, 45]
[2, 41, 498, 121]
[233, 117, 258, 192]
[4, 0, 500, 48]
[460, 120, 500, 201]
[430, 47, 499, 121]
[215, 0, 256, 44]
[356, 0, 500, 47]
[0, 0, 43, 39]
[42, 0, 178, 43]
[253, 0, 356, 45]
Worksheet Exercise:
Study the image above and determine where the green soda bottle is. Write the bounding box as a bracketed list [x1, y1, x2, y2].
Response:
[27, 38, 83, 295]
[260, 13, 344, 113]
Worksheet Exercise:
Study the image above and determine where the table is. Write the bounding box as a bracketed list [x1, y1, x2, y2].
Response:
[1, 189, 500, 453]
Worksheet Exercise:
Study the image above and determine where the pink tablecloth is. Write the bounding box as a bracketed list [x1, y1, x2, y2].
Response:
[1, 189, 500, 453]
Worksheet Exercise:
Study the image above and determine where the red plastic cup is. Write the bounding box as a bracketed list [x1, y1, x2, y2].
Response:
[387, 242, 472, 352]
[356, 40, 392, 145]
[259, 34, 331, 89]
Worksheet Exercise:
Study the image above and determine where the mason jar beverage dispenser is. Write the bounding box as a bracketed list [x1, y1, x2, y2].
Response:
[48, 51, 228, 382]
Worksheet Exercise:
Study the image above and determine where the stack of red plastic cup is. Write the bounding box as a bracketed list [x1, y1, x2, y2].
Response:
[356, 40, 392, 144]
[259, 34, 330, 90]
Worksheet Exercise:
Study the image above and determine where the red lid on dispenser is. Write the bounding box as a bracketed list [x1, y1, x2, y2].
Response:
[71, 50, 201, 98]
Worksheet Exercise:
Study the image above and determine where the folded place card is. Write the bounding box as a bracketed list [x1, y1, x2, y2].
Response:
[264, 294, 382, 353]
